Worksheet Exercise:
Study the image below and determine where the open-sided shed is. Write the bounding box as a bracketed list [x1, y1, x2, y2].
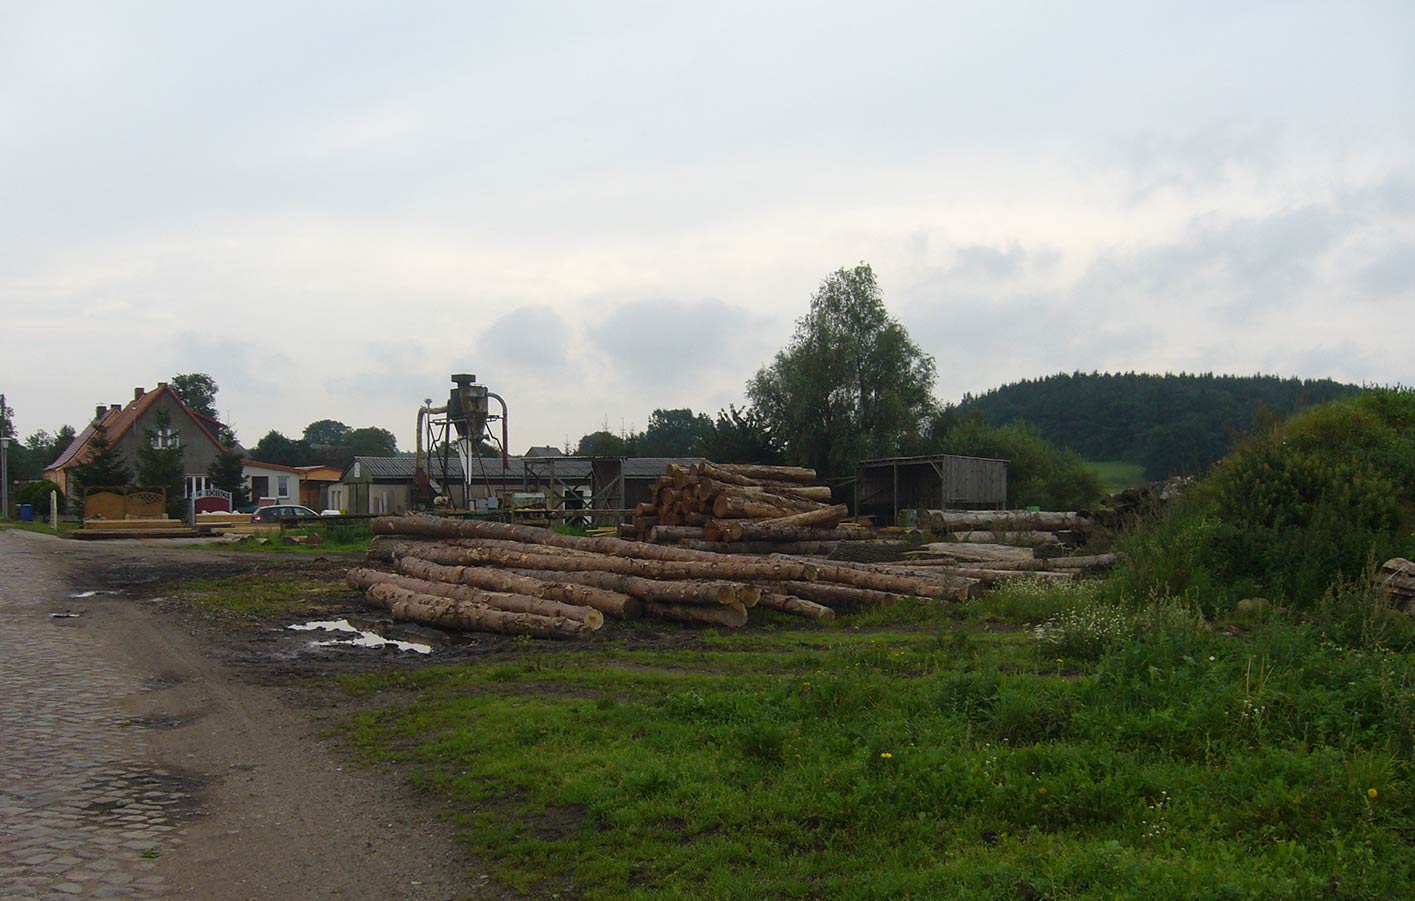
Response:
[855, 454, 1008, 525]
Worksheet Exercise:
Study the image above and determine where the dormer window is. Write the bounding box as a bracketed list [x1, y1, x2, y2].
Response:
[152, 427, 180, 449]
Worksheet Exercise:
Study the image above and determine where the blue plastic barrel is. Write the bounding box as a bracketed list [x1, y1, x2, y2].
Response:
[19, 504, 34, 521]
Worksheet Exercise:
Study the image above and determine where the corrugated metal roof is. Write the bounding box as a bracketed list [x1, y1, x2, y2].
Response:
[346, 455, 702, 482]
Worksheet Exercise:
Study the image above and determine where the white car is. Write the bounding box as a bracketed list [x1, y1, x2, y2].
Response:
[320, 509, 343, 517]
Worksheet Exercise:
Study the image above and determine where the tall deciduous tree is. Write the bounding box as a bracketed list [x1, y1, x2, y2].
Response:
[747, 263, 936, 478]
[637, 409, 711, 457]
[695, 405, 784, 464]
[250, 431, 315, 467]
[170, 373, 220, 418]
[303, 419, 350, 447]
[342, 426, 397, 459]
[70, 421, 131, 492]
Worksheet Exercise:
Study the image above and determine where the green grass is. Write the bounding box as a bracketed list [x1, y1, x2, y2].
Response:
[1083, 461, 1147, 494]
[0, 518, 80, 536]
[183, 522, 374, 555]
[335, 579, 1415, 898]
[170, 572, 348, 619]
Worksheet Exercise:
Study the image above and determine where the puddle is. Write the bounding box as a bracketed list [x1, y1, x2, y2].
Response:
[288, 619, 433, 654]
[51, 611, 84, 619]
[69, 590, 112, 598]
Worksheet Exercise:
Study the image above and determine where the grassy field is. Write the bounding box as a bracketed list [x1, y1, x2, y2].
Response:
[336, 580, 1415, 899]
[1082, 461, 1147, 494]
[172, 572, 350, 619]
[183, 521, 375, 556]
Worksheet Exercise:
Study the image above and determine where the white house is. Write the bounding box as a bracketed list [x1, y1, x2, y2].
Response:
[241, 459, 302, 506]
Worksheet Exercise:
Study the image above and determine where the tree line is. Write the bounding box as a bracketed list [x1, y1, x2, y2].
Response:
[954, 371, 1358, 479]
[572, 264, 1102, 509]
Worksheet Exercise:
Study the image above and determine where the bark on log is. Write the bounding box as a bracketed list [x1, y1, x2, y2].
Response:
[912, 542, 1035, 563]
[644, 601, 748, 628]
[756, 592, 835, 621]
[394, 540, 818, 584]
[764, 580, 912, 610]
[389, 556, 636, 619]
[757, 504, 850, 529]
[923, 511, 1090, 533]
[949, 530, 1062, 547]
[648, 526, 706, 543]
[722, 522, 879, 543]
[367, 535, 445, 563]
[711, 493, 817, 520]
[364, 583, 594, 639]
[348, 567, 604, 628]
[934, 554, 1119, 572]
[811, 562, 972, 601]
[507, 568, 758, 607]
[375, 514, 779, 566]
[676, 539, 840, 556]
[709, 463, 818, 484]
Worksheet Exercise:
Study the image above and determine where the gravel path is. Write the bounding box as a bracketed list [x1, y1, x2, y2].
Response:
[0, 530, 479, 900]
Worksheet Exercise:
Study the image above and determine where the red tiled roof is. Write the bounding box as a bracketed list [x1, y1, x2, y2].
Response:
[45, 384, 226, 473]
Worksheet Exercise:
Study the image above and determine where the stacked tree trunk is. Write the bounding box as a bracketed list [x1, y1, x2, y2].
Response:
[344, 514, 983, 639]
[1380, 558, 1415, 611]
[914, 509, 1097, 552]
[635, 462, 861, 554]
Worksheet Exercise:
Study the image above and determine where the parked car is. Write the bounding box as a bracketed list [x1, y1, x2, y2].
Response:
[250, 504, 321, 523]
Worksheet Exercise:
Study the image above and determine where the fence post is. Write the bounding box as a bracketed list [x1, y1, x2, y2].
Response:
[50, 490, 58, 531]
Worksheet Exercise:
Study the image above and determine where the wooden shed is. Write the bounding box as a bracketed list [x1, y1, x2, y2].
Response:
[855, 454, 1008, 525]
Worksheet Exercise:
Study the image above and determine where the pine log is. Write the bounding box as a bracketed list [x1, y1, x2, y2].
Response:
[765, 580, 912, 610]
[910, 542, 1035, 563]
[508, 568, 759, 607]
[364, 583, 594, 639]
[448, 538, 603, 557]
[645, 601, 748, 628]
[923, 511, 1090, 533]
[711, 492, 819, 520]
[695, 476, 832, 504]
[710, 463, 818, 484]
[812, 562, 972, 601]
[648, 525, 707, 543]
[374, 514, 768, 565]
[949, 530, 1063, 547]
[367, 535, 445, 563]
[722, 522, 879, 543]
[389, 556, 637, 619]
[635, 502, 657, 516]
[394, 541, 818, 583]
[757, 592, 835, 621]
[757, 504, 850, 528]
[348, 567, 604, 628]
[677, 539, 840, 556]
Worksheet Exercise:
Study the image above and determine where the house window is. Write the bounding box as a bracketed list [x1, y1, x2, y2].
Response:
[151, 427, 180, 449]
[185, 476, 208, 497]
[276, 476, 290, 498]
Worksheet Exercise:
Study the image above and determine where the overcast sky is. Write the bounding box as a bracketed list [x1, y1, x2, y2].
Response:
[3, 1, 1412, 453]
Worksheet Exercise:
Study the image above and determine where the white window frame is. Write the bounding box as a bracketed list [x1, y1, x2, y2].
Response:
[276, 475, 290, 498]
[151, 427, 180, 449]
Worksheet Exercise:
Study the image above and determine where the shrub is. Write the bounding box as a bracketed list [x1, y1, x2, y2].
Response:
[16, 479, 65, 515]
[1112, 389, 1415, 610]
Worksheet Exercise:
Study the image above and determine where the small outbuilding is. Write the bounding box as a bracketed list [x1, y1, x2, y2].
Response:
[855, 454, 1008, 526]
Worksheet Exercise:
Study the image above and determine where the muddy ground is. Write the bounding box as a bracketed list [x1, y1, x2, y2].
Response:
[1, 530, 536, 900]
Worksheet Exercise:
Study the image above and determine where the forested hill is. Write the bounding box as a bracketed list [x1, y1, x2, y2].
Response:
[955, 372, 1359, 479]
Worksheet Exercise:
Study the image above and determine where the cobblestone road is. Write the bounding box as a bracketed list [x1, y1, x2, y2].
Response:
[1, 536, 187, 899]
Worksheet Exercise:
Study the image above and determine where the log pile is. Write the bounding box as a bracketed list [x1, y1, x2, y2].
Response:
[915, 509, 1097, 553]
[1380, 558, 1415, 611]
[342, 514, 986, 639]
[634, 462, 847, 538]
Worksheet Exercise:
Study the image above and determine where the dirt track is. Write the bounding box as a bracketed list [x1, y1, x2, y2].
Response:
[0, 529, 487, 900]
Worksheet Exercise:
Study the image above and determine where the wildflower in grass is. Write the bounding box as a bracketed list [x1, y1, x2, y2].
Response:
[1037, 787, 1047, 795]
[880, 752, 893, 759]
[1369, 788, 1379, 799]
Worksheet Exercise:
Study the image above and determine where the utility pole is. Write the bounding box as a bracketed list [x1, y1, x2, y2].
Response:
[0, 393, 9, 520]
